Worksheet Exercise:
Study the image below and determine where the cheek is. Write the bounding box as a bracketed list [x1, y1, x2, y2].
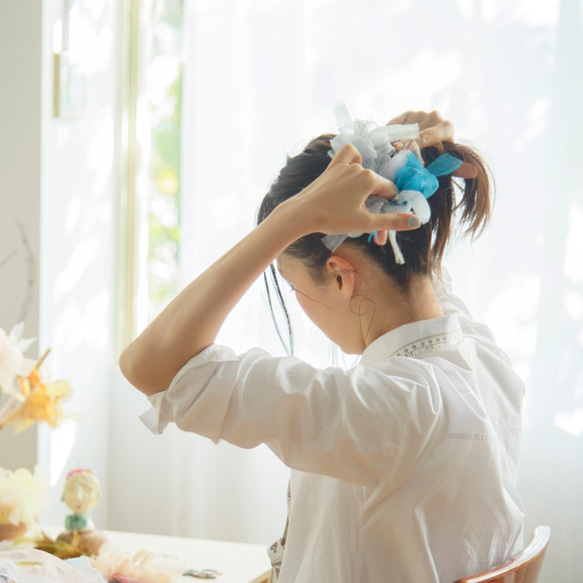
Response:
[295, 292, 310, 314]
[297, 293, 364, 353]
[295, 293, 325, 328]
[295, 292, 341, 338]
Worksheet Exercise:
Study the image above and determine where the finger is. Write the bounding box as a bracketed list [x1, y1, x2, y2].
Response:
[452, 161, 478, 179]
[387, 110, 441, 126]
[388, 111, 455, 146]
[387, 110, 420, 124]
[329, 143, 362, 167]
[373, 230, 388, 245]
[419, 120, 454, 146]
[365, 171, 399, 199]
[370, 213, 421, 232]
[417, 111, 445, 131]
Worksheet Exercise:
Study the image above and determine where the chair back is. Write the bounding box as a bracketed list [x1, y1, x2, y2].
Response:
[455, 526, 551, 583]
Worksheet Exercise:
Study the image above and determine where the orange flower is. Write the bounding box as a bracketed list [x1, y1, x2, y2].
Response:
[2, 368, 72, 433]
[28, 368, 42, 387]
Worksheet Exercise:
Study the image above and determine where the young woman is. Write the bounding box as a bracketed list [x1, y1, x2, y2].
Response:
[120, 110, 525, 582]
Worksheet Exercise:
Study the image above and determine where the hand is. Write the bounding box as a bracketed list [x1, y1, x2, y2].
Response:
[388, 110, 477, 179]
[287, 143, 420, 244]
[388, 110, 454, 147]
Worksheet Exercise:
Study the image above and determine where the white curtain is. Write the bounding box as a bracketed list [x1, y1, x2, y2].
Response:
[111, 1, 582, 580]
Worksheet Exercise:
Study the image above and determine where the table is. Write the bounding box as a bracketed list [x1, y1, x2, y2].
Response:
[41, 527, 272, 583]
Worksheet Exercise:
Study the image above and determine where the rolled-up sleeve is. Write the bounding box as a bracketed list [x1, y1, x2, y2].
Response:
[140, 344, 445, 487]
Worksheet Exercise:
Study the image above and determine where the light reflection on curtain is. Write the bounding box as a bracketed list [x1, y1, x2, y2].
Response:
[119, 0, 582, 579]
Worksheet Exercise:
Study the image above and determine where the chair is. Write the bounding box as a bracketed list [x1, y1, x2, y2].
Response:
[455, 526, 551, 583]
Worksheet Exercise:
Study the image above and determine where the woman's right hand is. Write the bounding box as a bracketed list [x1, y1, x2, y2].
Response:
[387, 110, 454, 146]
[388, 110, 477, 179]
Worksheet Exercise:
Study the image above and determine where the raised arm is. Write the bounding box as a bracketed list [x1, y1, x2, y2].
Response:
[119, 144, 419, 395]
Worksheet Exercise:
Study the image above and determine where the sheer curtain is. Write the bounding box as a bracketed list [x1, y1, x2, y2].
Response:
[112, 0, 582, 580]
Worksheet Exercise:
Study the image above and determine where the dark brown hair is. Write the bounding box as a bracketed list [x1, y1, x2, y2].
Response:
[257, 133, 493, 351]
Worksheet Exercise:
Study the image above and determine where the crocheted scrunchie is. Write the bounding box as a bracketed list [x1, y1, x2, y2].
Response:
[321, 104, 463, 264]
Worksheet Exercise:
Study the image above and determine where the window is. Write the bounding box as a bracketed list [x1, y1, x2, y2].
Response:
[120, 0, 184, 345]
[145, 0, 184, 320]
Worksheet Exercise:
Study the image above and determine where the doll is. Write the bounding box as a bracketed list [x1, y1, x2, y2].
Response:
[57, 468, 107, 554]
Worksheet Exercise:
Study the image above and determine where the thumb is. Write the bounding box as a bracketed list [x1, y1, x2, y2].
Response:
[372, 213, 421, 233]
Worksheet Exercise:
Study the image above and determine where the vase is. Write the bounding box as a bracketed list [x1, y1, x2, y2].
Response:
[0, 521, 27, 541]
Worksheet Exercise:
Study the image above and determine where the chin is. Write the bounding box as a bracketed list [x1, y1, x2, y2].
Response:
[346, 347, 365, 356]
[324, 328, 364, 356]
[335, 340, 364, 356]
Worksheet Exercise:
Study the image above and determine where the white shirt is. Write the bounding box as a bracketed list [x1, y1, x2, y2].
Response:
[141, 272, 525, 582]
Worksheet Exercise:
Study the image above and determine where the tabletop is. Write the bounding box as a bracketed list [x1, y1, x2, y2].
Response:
[34, 527, 272, 583]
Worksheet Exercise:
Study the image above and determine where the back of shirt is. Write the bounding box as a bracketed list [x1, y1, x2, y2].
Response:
[142, 269, 525, 582]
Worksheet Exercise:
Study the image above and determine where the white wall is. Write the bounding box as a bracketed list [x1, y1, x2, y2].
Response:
[0, 0, 42, 472]
[0, 0, 119, 530]
[2, 1, 581, 580]
[108, 3, 583, 582]
[37, 0, 119, 529]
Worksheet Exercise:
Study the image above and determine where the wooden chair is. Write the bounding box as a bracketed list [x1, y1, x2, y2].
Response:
[455, 526, 551, 583]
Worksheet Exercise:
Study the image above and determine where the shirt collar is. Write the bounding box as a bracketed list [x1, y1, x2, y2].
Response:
[360, 314, 463, 366]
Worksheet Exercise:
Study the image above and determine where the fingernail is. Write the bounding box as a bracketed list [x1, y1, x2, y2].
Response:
[374, 232, 387, 245]
[407, 216, 420, 229]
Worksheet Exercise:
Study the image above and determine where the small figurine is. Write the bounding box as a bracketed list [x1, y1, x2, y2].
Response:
[57, 468, 107, 554]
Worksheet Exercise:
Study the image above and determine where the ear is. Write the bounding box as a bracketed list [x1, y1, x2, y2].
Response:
[325, 255, 356, 299]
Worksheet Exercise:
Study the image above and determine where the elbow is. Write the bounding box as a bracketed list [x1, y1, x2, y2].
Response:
[118, 347, 143, 392]
[119, 346, 166, 397]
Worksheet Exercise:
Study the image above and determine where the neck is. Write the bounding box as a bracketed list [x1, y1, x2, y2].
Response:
[365, 274, 443, 347]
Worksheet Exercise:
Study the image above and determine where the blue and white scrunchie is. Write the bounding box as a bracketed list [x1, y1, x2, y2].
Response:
[322, 104, 463, 264]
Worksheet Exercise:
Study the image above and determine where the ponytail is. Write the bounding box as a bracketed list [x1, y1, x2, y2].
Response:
[258, 134, 493, 285]
[421, 142, 492, 268]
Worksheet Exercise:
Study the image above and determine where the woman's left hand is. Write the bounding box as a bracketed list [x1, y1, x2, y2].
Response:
[283, 143, 420, 245]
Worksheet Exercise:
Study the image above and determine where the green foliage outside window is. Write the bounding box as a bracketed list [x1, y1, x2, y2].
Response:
[147, 0, 184, 319]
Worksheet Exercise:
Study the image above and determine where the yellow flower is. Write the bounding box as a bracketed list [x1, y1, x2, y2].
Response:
[45, 380, 72, 399]
[2, 369, 72, 433]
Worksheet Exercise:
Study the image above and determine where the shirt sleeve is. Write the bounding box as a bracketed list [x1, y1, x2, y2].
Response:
[140, 344, 446, 488]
